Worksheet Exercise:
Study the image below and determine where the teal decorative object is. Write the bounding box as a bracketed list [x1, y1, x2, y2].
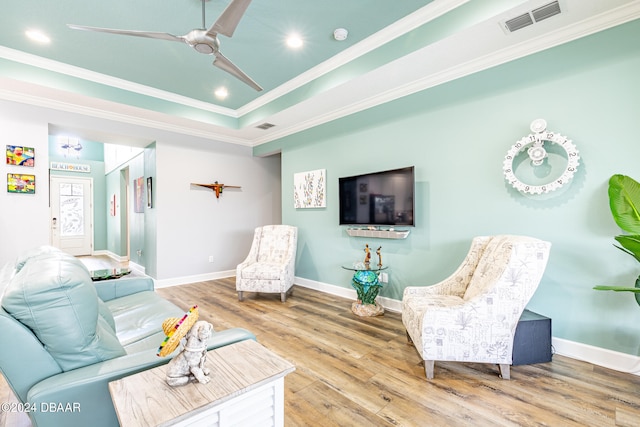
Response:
[352, 270, 382, 305]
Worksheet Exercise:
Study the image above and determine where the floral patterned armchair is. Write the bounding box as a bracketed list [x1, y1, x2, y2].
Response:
[236, 225, 298, 302]
[402, 235, 551, 380]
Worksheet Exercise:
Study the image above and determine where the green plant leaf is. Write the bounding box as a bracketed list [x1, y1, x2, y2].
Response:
[608, 174, 640, 234]
[593, 285, 640, 292]
[614, 235, 640, 263]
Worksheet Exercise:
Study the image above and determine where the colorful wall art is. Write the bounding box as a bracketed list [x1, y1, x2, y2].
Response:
[134, 176, 144, 213]
[294, 169, 326, 208]
[6, 145, 35, 167]
[7, 173, 35, 194]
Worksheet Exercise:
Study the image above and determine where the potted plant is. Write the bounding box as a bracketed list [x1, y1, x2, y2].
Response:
[593, 174, 640, 306]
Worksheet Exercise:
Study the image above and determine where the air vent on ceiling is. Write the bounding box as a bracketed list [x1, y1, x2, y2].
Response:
[503, 1, 561, 33]
[256, 122, 276, 130]
[505, 13, 534, 32]
[532, 1, 561, 23]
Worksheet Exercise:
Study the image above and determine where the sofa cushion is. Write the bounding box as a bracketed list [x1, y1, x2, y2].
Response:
[14, 245, 64, 272]
[1, 250, 126, 371]
[105, 291, 185, 347]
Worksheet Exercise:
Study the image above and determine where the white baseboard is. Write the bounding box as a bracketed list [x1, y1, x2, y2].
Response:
[155, 270, 235, 289]
[93, 250, 145, 274]
[552, 337, 640, 376]
[93, 249, 128, 263]
[294, 276, 403, 312]
[294, 276, 640, 377]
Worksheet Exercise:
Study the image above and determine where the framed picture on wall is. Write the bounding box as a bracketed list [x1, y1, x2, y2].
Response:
[110, 194, 116, 216]
[134, 176, 144, 213]
[147, 177, 153, 208]
[7, 173, 35, 194]
[6, 145, 35, 167]
[293, 169, 326, 209]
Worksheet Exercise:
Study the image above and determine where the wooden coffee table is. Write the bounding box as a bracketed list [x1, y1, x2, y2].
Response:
[109, 339, 295, 427]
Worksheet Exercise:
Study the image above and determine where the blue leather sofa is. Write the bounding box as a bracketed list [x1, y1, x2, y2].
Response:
[0, 246, 255, 427]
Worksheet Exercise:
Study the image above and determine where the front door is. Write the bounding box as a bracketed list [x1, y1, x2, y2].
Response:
[50, 176, 93, 256]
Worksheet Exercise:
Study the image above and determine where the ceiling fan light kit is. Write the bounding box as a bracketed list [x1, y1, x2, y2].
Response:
[67, 0, 262, 91]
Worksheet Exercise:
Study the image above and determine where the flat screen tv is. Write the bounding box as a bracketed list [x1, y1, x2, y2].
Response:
[339, 166, 415, 227]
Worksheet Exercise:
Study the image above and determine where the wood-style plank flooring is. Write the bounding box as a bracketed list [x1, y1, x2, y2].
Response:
[160, 279, 640, 427]
[2, 272, 640, 426]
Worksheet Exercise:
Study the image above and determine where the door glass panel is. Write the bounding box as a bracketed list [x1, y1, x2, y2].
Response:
[59, 183, 84, 236]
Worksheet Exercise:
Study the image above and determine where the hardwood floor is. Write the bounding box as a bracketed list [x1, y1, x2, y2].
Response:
[2, 275, 639, 426]
[159, 279, 640, 427]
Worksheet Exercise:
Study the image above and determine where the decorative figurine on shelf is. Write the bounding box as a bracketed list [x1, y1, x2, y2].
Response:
[376, 246, 382, 268]
[157, 305, 214, 387]
[364, 244, 371, 269]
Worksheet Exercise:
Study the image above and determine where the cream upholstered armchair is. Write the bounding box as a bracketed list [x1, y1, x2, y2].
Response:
[236, 225, 298, 302]
[402, 235, 551, 380]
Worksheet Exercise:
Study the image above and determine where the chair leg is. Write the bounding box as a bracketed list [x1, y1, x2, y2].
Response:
[498, 364, 511, 380]
[281, 288, 293, 303]
[424, 360, 435, 380]
[237, 291, 244, 301]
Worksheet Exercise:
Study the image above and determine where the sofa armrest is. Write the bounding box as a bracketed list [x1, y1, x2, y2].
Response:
[92, 275, 155, 301]
[25, 328, 256, 427]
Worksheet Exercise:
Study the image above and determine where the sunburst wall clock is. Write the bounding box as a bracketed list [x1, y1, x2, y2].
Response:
[503, 119, 580, 195]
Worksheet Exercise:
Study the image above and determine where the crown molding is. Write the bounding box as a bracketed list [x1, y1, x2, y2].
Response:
[0, 79, 253, 146]
[0, 46, 238, 118]
[248, 0, 640, 147]
[235, 0, 472, 116]
[0, 1, 472, 122]
[0, 1, 637, 148]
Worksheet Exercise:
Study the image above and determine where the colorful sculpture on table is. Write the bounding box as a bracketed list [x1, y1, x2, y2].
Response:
[158, 305, 214, 387]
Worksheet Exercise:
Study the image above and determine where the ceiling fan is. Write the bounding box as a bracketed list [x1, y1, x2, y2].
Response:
[67, 0, 262, 91]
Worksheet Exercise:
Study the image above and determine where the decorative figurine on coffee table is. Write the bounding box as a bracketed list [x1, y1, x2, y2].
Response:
[157, 305, 214, 387]
[376, 246, 382, 268]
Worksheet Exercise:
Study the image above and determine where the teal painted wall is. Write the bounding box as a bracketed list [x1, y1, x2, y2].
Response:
[105, 167, 124, 256]
[259, 20, 640, 356]
[48, 137, 107, 250]
[144, 142, 157, 278]
[127, 153, 145, 265]
[105, 151, 147, 261]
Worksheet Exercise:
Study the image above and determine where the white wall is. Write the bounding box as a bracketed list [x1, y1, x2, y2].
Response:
[0, 99, 281, 277]
[155, 138, 281, 280]
[0, 102, 51, 265]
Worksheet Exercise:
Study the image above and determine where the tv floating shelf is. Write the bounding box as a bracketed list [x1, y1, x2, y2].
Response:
[345, 228, 410, 239]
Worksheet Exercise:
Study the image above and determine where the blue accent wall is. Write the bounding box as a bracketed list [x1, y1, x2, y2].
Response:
[257, 20, 640, 356]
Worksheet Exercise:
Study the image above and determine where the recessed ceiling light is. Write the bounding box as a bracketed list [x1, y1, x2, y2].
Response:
[214, 87, 228, 99]
[25, 29, 50, 44]
[286, 33, 303, 49]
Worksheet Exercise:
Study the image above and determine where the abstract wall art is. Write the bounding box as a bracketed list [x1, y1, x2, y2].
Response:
[294, 169, 326, 209]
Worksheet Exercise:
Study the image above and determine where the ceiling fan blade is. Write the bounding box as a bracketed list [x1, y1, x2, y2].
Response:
[213, 52, 262, 91]
[67, 24, 184, 43]
[206, 0, 253, 38]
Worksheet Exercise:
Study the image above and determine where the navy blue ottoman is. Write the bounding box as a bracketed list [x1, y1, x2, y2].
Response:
[513, 309, 552, 365]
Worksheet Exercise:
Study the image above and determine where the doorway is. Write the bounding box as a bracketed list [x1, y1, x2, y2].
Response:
[50, 176, 94, 256]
